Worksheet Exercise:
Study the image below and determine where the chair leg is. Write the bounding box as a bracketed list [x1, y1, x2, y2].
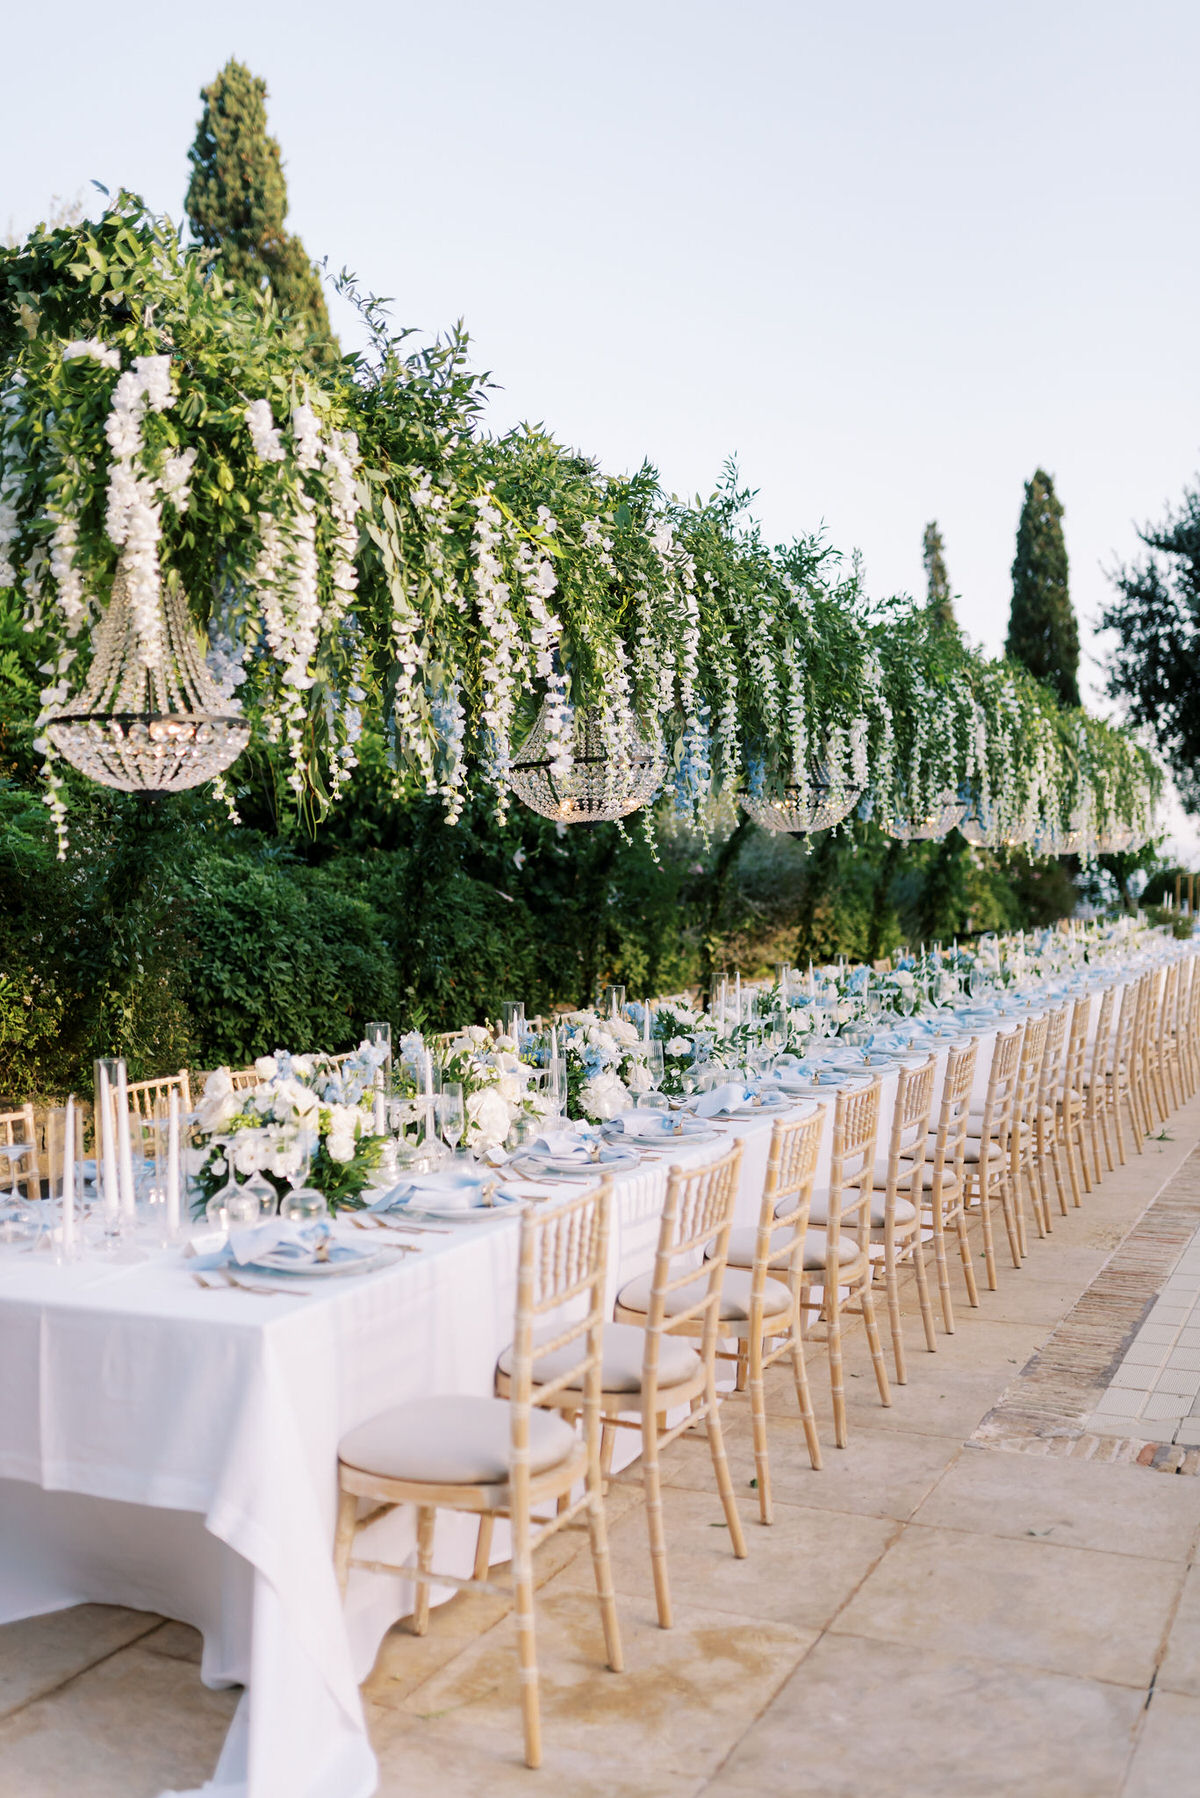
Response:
[705, 1375, 748, 1557]
[930, 1206, 956, 1334]
[735, 1341, 750, 1393]
[1111, 1080, 1127, 1165]
[911, 1233, 938, 1353]
[883, 1239, 907, 1384]
[333, 1482, 358, 1597]
[641, 1412, 672, 1628]
[954, 1203, 979, 1308]
[826, 1278, 849, 1443]
[584, 1465, 623, 1672]
[511, 1507, 541, 1769]
[859, 1281, 892, 1407]
[998, 1174, 1022, 1270]
[974, 1170, 998, 1290]
[747, 1331, 773, 1523]
[788, 1326, 823, 1470]
[1061, 1120, 1083, 1209]
[473, 1515, 495, 1582]
[411, 1505, 436, 1637]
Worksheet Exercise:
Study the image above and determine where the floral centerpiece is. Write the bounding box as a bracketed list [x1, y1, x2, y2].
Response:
[558, 1010, 642, 1120]
[414, 1028, 551, 1148]
[192, 1042, 388, 1215]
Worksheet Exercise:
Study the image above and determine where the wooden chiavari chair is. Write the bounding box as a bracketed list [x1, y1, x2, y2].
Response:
[1058, 996, 1093, 1204]
[962, 1026, 1023, 1283]
[1135, 969, 1163, 1135]
[335, 1180, 621, 1770]
[867, 1056, 938, 1383]
[1107, 979, 1144, 1164]
[583, 1143, 749, 1627]
[126, 1069, 192, 1120]
[789, 1082, 891, 1448]
[1008, 1012, 1050, 1241]
[1159, 961, 1185, 1115]
[695, 1110, 826, 1519]
[910, 1041, 979, 1335]
[1033, 1004, 1071, 1219]
[0, 1104, 39, 1200]
[1184, 957, 1200, 1099]
[1081, 985, 1116, 1184]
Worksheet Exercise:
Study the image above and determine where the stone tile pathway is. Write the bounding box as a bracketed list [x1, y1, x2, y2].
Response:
[4, 1099, 1200, 1796]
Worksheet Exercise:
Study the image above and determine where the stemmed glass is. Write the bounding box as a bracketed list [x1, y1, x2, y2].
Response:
[204, 1136, 265, 1236]
[634, 1041, 668, 1109]
[601, 984, 626, 1022]
[438, 1082, 466, 1156]
[276, 1123, 328, 1224]
[500, 1000, 526, 1041]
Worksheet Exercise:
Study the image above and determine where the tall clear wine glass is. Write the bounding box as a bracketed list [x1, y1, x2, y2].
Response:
[438, 1082, 465, 1156]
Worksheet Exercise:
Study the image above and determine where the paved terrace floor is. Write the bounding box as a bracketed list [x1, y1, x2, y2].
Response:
[4, 1100, 1200, 1797]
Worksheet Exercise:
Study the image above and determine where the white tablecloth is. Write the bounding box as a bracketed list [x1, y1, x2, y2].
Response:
[0, 952, 1180, 1797]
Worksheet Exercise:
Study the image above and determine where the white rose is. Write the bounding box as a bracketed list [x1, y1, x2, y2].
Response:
[277, 1078, 320, 1121]
[232, 1134, 264, 1175]
[610, 1018, 640, 1046]
[290, 1056, 314, 1078]
[467, 1087, 512, 1145]
[893, 970, 914, 988]
[326, 1133, 356, 1164]
[328, 1102, 361, 1138]
[197, 1086, 241, 1132]
[467, 1025, 490, 1045]
[666, 1036, 691, 1058]
[583, 1073, 629, 1121]
[497, 1072, 523, 1103]
[254, 1055, 278, 1079]
[202, 1068, 233, 1101]
[267, 1145, 302, 1180]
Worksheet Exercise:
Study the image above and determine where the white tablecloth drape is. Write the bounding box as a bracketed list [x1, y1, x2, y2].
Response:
[0, 956, 1176, 1798]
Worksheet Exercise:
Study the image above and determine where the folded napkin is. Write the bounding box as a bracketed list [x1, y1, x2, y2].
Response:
[373, 1166, 490, 1213]
[690, 1081, 751, 1118]
[607, 1110, 673, 1137]
[529, 1128, 599, 1161]
[187, 1218, 335, 1271]
[228, 1218, 333, 1266]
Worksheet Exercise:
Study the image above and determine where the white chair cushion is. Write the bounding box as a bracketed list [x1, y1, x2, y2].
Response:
[923, 1134, 1004, 1165]
[807, 1177, 919, 1229]
[497, 1320, 700, 1394]
[722, 1224, 796, 1266]
[619, 1266, 793, 1323]
[338, 1394, 577, 1486]
[799, 1228, 859, 1271]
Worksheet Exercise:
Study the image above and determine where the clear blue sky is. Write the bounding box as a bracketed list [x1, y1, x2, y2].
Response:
[4, 0, 1198, 839]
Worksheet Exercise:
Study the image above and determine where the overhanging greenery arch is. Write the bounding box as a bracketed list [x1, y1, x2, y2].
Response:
[0, 197, 1161, 858]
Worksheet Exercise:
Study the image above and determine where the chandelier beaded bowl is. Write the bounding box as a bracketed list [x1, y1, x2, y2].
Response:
[880, 789, 968, 843]
[46, 556, 250, 793]
[739, 761, 863, 835]
[508, 697, 665, 823]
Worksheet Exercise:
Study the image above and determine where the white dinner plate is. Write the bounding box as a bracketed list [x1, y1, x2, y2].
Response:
[243, 1245, 393, 1278]
[401, 1188, 526, 1221]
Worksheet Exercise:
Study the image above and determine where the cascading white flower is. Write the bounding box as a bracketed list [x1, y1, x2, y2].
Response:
[244, 399, 285, 463]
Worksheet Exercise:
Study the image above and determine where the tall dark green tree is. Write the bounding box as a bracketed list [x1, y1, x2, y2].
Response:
[185, 59, 334, 353]
[1006, 469, 1080, 706]
[922, 520, 955, 625]
[1101, 479, 1200, 813]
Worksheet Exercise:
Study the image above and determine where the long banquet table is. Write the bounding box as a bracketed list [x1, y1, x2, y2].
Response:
[0, 951, 1185, 1798]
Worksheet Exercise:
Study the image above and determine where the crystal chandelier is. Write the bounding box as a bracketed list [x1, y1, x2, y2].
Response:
[739, 761, 862, 835]
[880, 789, 967, 843]
[46, 555, 250, 793]
[508, 697, 665, 823]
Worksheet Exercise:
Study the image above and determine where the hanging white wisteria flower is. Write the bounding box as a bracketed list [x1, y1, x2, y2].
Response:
[0, 196, 1162, 849]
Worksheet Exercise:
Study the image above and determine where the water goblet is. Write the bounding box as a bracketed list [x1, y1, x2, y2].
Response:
[601, 984, 626, 1022]
[438, 1082, 466, 1156]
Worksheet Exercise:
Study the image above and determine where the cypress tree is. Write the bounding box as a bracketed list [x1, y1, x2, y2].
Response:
[922, 521, 954, 625]
[1006, 469, 1080, 706]
[185, 59, 334, 353]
